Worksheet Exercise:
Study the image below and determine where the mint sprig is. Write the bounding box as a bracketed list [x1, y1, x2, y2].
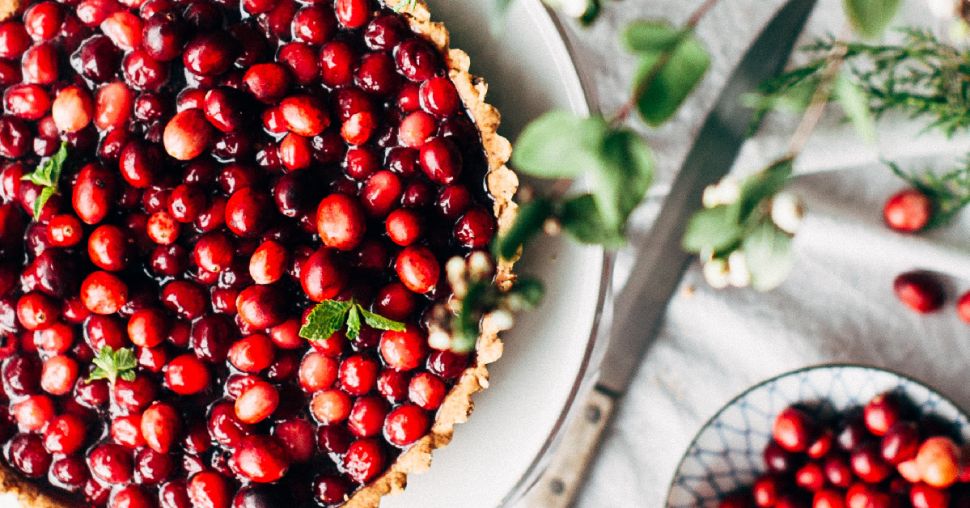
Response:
[88, 346, 137, 384]
[20, 142, 68, 220]
[299, 299, 406, 341]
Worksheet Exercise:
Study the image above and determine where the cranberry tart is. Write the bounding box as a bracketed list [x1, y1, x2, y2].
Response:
[0, 0, 519, 505]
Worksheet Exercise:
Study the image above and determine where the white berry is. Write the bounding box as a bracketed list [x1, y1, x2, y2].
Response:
[727, 250, 751, 288]
[770, 192, 804, 234]
[703, 258, 730, 289]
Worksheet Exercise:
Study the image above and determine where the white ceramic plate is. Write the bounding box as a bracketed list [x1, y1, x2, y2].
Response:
[666, 364, 970, 507]
[382, 1, 607, 507]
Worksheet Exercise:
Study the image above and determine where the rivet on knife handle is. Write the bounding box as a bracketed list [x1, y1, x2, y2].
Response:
[519, 389, 616, 508]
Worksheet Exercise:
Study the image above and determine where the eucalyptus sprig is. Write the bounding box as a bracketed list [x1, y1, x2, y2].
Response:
[20, 141, 68, 220]
[299, 299, 406, 342]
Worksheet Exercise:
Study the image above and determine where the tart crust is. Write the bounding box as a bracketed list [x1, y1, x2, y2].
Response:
[0, 0, 519, 506]
[345, 1, 519, 506]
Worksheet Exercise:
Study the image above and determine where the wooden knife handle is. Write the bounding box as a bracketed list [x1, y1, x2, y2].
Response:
[518, 387, 616, 508]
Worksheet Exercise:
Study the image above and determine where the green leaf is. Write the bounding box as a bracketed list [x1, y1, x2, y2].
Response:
[505, 278, 545, 311]
[624, 20, 684, 53]
[737, 158, 794, 222]
[682, 205, 743, 253]
[589, 129, 654, 228]
[743, 222, 794, 291]
[512, 111, 609, 179]
[345, 305, 361, 340]
[493, 198, 554, 260]
[559, 194, 626, 247]
[633, 30, 710, 126]
[359, 307, 406, 332]
[88, 346, 137, 384]
[843, 0, 901, 38]
[32, 187, 55, 221]
[21, 142, 69, 220]
[393, 0, 418, 12]
[834, 74, 876, 142]
[299, 299, 353, 341]
[452, 281, 488, 353]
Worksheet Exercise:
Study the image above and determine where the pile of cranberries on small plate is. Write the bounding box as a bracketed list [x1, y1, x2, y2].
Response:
[719, 393, 970, 508]
[667, 366, 970, 508]
[0, 0, 507, 506]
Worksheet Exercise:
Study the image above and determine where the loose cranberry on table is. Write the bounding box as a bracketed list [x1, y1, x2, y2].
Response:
[0, 0, 496, 504]
[893, 271, 945, 314]
[884, 188, 933, 233]
[719, 392, 969, 508]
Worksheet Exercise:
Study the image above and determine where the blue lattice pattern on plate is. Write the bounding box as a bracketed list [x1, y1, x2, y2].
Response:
[665, 365, 970, 507]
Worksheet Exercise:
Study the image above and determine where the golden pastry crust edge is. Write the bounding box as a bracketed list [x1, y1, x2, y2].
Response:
[0, 0, 519, 505]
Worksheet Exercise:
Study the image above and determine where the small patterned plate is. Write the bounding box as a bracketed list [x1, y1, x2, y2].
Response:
[665, 364, 970, 507]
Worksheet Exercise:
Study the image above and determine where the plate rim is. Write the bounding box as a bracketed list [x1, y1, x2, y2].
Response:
[492, 2, 614, 506]
[663, 362, 970, 506]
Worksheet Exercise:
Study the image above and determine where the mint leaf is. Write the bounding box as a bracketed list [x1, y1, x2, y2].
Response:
[624, 20, 684, 53]
[299, 299, 353, 341]
[682, 205, 743, 253]
[359, 307, 406, 332]
[20, 142, 68, 220]
[632, 29, 710, 126]
[345, 305, 361, 340]
[512, 111, 609, 179]
[843, 0, 900, 38]
[743, 221, 794, 291]
[89, 346, 137, 384]
[559, 194, 626, 247]
[493, 198, 554, 260]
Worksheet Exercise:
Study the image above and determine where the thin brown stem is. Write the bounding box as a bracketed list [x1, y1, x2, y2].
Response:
[786, 37, 849, 157]
[609, 0, 721, 127]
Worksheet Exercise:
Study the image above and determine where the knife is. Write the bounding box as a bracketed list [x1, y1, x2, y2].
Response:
[519, 0, 818, 506]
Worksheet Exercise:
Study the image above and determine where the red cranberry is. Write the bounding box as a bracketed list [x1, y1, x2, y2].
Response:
[140, 402, 179, 454]
[232, 435, 290, 483]
[135, 447, 174, 485]
[164, 353, 210, 395]
[101, 10, 142, 51]
[235, 380, 279, 424]
[235, 285, 285, 330]
[341, 110, 377, 145]
[763, 441, 796, 474]
[4, 84, 51, 120]
[22, 43, 59, 85]
[823, 455, 852, 488]
[243, 62, 289, 102]
[300, 248, 347, 302]
[187, 470, 231, 508]
[426, 350, 468, 380]
[278, 42, 318, 85]
[8, 433, 52, 478]
[13, 394, 55, 431]
[795, 461, 825, 492]
[88, 225, 129, 272]
[850, 441, 892, 484]
[75, 378, 109, 409]
[864, 393, 902, 436]
[88, 442, 134, 484]
[420, 76, 460, 117]
[111, 413, 146, 449]
[81, 271, 129, 315]
[40, 355, 78, 395]
[112, 374, 156, 414]
[910, 483, 950, 508]
[408, 371, 446, 410]
[52, 85, 94, 133]
[299, 351, 338, 392]
[916, 436, 961, 488]
[50, 455, 88, 492]
[806, 430, 833, 459]
[24, 3, 64, 42]
[183, 32, 236, 76]
[44, 413, 87, 454]
[226, 187, 273, 238]
[313, 475, 351, 505]
[343, 438, 384, 484]
[228, 334, 275, 373]
[364, 14, 405, 51]
[164, 108, 213, 160]
[0, 22, 30, 59]
[141, 14, 183, 62]
[395, 38, 439, 82]
[419, 137, 461, 185]
[319, 40, 357, 88]
[455, 207, 496, 248]
[959, 291, 970, 323]
[311, 389, 351, 425]
[884, 188, 932, 233]
[395, 245, 440, 294]
[0, 116, 31, 159]
[273, 418, 315, 463]
[384, 404, 430, 447]
[893, 271, 945, 314]
[379, 325, 427, 372]
[356, 52, 399, 96]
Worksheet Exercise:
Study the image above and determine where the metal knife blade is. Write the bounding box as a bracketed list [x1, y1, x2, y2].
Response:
[600, 0, 818, 395]
[521, 1, 818, 506]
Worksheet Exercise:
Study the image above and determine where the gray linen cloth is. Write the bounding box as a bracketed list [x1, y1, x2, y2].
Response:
[554, 0, 970, 505]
